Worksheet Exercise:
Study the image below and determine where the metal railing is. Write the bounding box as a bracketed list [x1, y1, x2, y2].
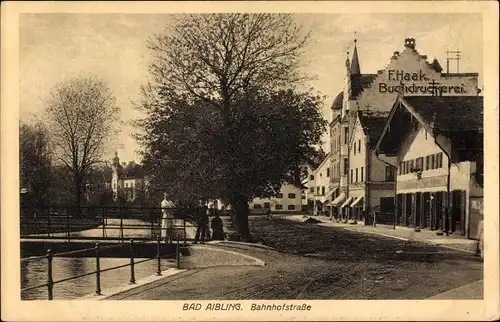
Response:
[20, 206, 198, 244]
[21, 235, 182, 300]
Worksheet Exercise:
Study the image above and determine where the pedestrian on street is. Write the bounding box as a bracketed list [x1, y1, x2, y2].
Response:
[211, 213, 224, 240]
[161, 193, 176, 243]
[193, 204, 209, 244]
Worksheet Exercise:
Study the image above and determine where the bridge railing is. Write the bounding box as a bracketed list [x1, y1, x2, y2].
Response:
[21, 235, 183, 300]
[20, 206, 199, 243]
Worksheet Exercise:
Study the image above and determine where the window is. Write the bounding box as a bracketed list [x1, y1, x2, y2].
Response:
[309, 175, 314, 180]
[408, 160, 414, 171]
[321, 186, 325, 195]
[288, 193, 296, 199]
[288, 205, 296, 210]
[125, 182, 128, 188]
[437, 153, 443, 168]
[344, 127, 349, 144]
[425, 156, 430, 170]
[253, 204, 262, 209]
[317, 187, 320, 195]
[361, 167, 364, 182]
[276, 193, 283, 198]
[343, 158, 349, 175]
[326, 168, 330, 177]
[350, 169, 353, 182]
[355, 168, 358, 182]
[264, 202, 270, 209]
[416, 157, 423, 170]
[431, 154, 435, 169]
[358, 139, 361, 152]
[309, 187, 314, 193]
[301, 195, 305, 200]
[385, 166, 395, 181]
[354, 142, 356, 154]
[275, 204, 283, 210]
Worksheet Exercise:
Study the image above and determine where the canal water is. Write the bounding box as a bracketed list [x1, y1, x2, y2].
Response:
[21, 256, 176, 300]
[21, 219, 198, 300]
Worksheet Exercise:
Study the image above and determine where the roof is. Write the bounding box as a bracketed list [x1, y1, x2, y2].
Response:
[402, 96, 483, 133]
[351, 74, 377, 98]
[350, 43, 361, 75]
[375, 95, 483, 159]
[331, 91, 343, 110]
[357, 111, 390, 148]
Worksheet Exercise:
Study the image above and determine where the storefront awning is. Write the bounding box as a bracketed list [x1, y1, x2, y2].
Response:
[324, 187, 338, 201]
[331, 192, 346, 206]
[341, 196, 354, 208]
[350, 196, 363, 208]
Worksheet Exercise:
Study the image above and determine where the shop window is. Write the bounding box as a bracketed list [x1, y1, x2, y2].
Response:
[288, 193, 296, 199]
[355, 168, 358, 182]
[276, 193, 283, 198]
[288, 205, 296, 210]
[437, 153, 443, 168]
[275, 204, 283, 210]
[385, 166, 395, 181]
[358, 140, 361, 152]
[361, 167, 364, 182]
[263, 202, 270, 209]
[253, 204, 262, 209]
[344, 158, 348, 175]
[425, 156, 430, 170]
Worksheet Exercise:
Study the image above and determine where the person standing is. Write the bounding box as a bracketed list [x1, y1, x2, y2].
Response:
[193, 204, 209, 244]
[161, 193, 176, 243]
[211, 214, 224, 240]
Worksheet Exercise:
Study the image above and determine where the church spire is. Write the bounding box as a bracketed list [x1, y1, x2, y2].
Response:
[350, 33, 361, 75]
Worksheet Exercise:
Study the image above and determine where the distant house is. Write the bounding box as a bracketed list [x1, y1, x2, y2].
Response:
[111, 152, 148, 202]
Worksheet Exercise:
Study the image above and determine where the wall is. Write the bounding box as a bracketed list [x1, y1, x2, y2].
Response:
[397, 125, 451, 194]
[330, 120, 342, 188]
[249, 184, 302, 212]
[314, 156, 331, 200]
[351, 46, 479, 114]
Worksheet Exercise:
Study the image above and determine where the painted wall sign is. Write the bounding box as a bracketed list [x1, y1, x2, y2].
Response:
[378, 70, 466, 95]
[398, 175, 447, 190]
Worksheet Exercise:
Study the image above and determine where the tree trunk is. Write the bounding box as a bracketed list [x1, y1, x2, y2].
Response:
[230, 195, 252, 242]
[74, 174, 82, 218]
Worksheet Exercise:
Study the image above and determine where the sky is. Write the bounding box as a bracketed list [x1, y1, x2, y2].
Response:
[19, 13, 483, 163]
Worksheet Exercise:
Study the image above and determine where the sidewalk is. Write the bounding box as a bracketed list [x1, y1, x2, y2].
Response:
[284, 214, 479, 254]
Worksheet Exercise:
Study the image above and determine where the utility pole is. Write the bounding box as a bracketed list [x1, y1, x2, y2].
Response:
[446, 49, 461, 73]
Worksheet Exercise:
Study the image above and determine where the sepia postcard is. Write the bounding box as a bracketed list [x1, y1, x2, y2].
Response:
[1, 1, 499, 321]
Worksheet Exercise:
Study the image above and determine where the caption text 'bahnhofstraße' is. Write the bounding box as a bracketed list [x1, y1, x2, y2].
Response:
[183, 303, 312, 311]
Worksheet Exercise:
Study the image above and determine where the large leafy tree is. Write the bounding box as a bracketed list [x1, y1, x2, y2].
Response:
[44, 76, 119, 212]
[137, 14, 326, 240]
[20, 121, 52, 209]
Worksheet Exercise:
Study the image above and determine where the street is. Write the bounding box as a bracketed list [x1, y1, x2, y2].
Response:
[107, 216, 482, 300]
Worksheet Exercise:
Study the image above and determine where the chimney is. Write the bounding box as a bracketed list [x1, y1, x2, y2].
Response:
[404, 38, 416, 49]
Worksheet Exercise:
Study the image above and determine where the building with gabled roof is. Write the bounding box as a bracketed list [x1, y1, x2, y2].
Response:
[111, 152, 148, 202]
[330, 36, 480, 225]
[374, 95, 483, 238]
